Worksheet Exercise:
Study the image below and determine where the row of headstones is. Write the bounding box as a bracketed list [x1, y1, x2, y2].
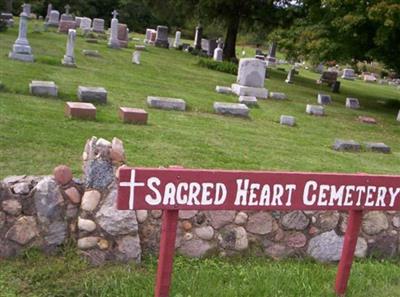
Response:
[45, 3, 105, 34]
[143, 25, 224, 62]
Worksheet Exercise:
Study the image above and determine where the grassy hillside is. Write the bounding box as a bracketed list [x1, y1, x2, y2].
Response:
[1, 20, 400, 178]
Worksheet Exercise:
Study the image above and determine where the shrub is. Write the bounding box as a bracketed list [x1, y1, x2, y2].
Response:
[197, 58, 238, 75]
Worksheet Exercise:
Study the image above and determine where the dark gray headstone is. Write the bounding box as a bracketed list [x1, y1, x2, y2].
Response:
[333, 139, 361, 152]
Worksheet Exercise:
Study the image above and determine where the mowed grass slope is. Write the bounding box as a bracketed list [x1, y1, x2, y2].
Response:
[1, 20, 400, 177]
[1, 251, 400, 297]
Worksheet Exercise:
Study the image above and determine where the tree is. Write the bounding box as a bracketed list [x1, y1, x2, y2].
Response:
[274, 0, 400, 73]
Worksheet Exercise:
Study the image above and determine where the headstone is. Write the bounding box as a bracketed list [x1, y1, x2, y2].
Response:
[213, 102, 249, 118]
[82, 50, 100, 57]
[173, 31, 181, 48]
[46, 10, 60, 27]
[108, 10, 120, 49]
[45, 3, 52, 21]
[80, 17, 92, 30]
[78, 86, 107, 104]
[201, 38, 217, 56]
[29, 81, 58, 97]
[194, 25, 202, 50]
[62, 29, 76, 67]
[118, 24, 129, 47]
[285, 68, 295, 84]
[318, 71, 338, 86]
[365, 143, 391, 154]
[75, 17, 82, 27]
[155, 25, 169, 48]
[119, 107, 148, 124]
[280, 115, 295, 126]
[306, 105, 325, 116]
[333, 140, 361, 152]
[147, 96, 186, 111]
[358, 116, 377, 124]
[315, 63, 324, 74]
[236, 58, 266, 88]
[23, 4, 31, 15]
[132, 51, 141, 64]
[61, 4, 73, 21]
[266, 41, 277, 67]
[331, 81, 341, 93]
[213, 43, 223, 62]
[1, 12, 14, 27]
[9, 4, 34, 62]
[317, 93, 332, 105]
[238, 96, 258, 107]
[215, 86, 231, 94]
[346, 98, 360, 109]
[342, 68, 355, 80]
[144, 28, 156, 44]
[92, 18, 105, 33]
[397, 110, 400, 122]
[364, 74, 376, 83]
[269, 92, 287, 100]
[58, 20, 76, 34]
[65, 102, 96, 120]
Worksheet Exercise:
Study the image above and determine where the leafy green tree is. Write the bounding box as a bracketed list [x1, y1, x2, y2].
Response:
[274, 0, 400, 73]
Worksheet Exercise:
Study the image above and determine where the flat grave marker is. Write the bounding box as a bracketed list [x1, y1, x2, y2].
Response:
[29, 80, 58, 97]
[214, 102, 249, 117]
[119, 107, 148, 124]
[147, 96, 186, 111]
[65, 102, 96, 120]
[78, 86, 107, 104]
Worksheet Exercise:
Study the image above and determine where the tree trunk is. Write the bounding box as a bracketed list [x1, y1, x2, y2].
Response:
[223, 15, 240, 62]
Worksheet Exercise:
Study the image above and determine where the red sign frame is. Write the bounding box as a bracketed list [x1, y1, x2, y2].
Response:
[117, 167, 400, 297]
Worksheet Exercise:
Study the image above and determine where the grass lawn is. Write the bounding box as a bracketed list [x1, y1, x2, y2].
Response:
[1, 20, 400, 297]
[0, 250, 400, 297]
[1, 20, 400, 178]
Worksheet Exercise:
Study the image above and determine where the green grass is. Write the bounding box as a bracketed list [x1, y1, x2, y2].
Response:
[0, 250, 400, 297]
[1, 20, 400, 178]
[1, 20, 400, 297]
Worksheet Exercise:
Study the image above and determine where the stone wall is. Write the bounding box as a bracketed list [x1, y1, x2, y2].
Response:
[1, 137, 399, 264]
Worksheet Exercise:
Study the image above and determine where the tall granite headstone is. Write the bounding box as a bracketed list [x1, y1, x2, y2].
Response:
[92, 18, 105, 33]
[45, 3, 52, 21]
[173, 31, 181, 48]
[266, 41, 277, 67]
[9, 4, 34, 62]
[62, 29, 76, 67]
[194, 25, 202, 50]
[108, 10, 120, 49]
[118, 24, 129, 48]
[46, 10, 59, 27]
[61, 4, 73, 21]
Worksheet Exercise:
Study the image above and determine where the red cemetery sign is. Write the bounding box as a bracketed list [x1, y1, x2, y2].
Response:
[117, 167, 400, 296]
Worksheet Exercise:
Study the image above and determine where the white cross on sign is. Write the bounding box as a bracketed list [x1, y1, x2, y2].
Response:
[119, 169, 144, 210]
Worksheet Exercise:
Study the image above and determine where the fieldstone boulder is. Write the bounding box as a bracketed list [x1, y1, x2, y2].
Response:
[362, 211, 389, 235]
[178, 238, 214, 258]
[81, 190, 101, 211]
[281, 211, 309, 230]
[136, 210, 148, 223]
[12, 182, 31, 195]
[78, 217, 97, 232]
[115, 235, 141, 262]
[207, 211, 236, 229]
[0, 211, 5, 229]
[44, 221, 67, 246]
[85, 159, 114, 190]
[285, 232, 307, 248]
[78, 236, 100, 250]
[264, 242, 293, 259]
[96, 188, 138, 236]
[2, 199, 22, 216]
[33, 177, 64, 225]
[6, 216, 39, 245]
[195, 226, 214, 240]
[307, 230, 367, 262]
[315, 211, 340, 231]
[368, 234, 397, 258]
[179, 210, 198, 219]
[246, 212, 274, 235]
[234, 212, 248, 225]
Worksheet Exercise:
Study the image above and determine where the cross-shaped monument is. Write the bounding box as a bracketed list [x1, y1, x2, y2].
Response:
[112, 10, 118, 19]
[64, 4, 71, 14]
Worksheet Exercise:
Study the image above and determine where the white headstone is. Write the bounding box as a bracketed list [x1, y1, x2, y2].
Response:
[92, 18, 105, 33]
[173, 31, 181, 48]
[62, 29, 76, 67]
[236, 58, 266, 88]
[9, 5, 34, 62]
[342, 68, 355, 80]
[108, 10, 120, 49]
[213, 47, 223, 62]
[47, 10, 60, 26]
[80, 17, 92, 30]
[132, 51, 141, 64]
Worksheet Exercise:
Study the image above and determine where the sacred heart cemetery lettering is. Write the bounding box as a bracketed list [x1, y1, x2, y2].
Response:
[117, 168, 400, 210]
